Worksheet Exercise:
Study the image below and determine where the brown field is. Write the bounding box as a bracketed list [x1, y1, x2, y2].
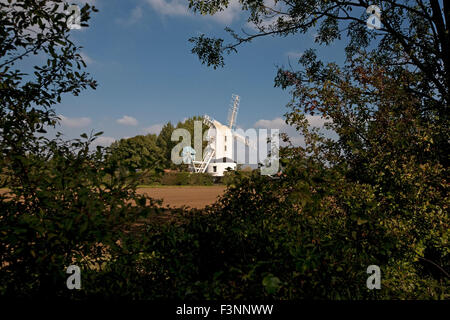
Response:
[137, 186, 226, 209]
[0, 186, 227, 209]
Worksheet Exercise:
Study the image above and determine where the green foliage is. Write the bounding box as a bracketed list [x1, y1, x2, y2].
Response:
[0, 0, 98, 131]
[104, 116, 210, 179]
[154, 117, 209, 170]
[0, 1, 159, 298]
[156, 122, 176, 168]
[1, 0, 448, 300]
[126, 159, 447, 299]
[221, 169, 253, 186]
[186, 172, 214, 186]
[174, 116, 209, 148]
[180, 0, 449, 299]
[0, 133, 160, 297]
[189, 34, 226, 69]
[162, 171, 189, 185]
[160, 172, 214, 186]
[106, 134, 164, 174]
[188, 1, 449, 110]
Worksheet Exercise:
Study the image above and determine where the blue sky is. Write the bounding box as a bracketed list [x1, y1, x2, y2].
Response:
[50, 0, 349, 146]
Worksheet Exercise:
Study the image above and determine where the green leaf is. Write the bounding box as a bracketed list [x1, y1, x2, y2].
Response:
[262, 274, 281, 295]
[357, 218, 368, 225]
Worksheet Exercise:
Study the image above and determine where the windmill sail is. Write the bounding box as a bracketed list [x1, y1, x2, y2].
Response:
[227, 94, 240, 129]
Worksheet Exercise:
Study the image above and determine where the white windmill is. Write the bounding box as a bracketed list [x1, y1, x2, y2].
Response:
[190, 94, 252, 177]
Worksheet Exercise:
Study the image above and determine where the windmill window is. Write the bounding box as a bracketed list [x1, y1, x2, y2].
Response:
[213, 166, 217, 172]
[224, 136, 227, 142]
[224, 145, 227, 151]
[223, 157, 226, 163]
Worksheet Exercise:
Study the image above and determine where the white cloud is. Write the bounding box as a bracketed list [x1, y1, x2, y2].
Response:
[253, 117, 298, 147]
[254, 116, 332, 147]
[246, 15, 278, 31]
[59, 115, 92, 128]
[246, 1, 292, 31]
[306, 115, 330, 128]
[130, 6, 144, 21]
[91, 136, 116, 147]
[208, 0, 241, 24]
[254, 117, 287, 129]
[117, 6, 144, 25]
[143, 123, 164, 135]
[145, 0, 241, 24]
[254, 116, 328, 130]
[145, 0, 189, 16]
[117, 115, 138, 126]
[80, 51, 94, 64]
[286, 51, 303, 59]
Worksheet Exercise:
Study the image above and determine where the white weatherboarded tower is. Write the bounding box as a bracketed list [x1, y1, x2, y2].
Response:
[190, 94, 250, 177]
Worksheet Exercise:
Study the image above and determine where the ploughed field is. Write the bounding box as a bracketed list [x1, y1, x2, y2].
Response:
[0, 186, 227, 209]
[137, 186, 226, 209]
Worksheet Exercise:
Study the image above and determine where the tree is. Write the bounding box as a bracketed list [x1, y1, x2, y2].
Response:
[185, 0, 449, 297]
[0, 1, 155, 297]
[107, 134, 164, 173]
[0, 0, 98, 189]
[154, 116, 210, 169]
[188, 1, 448, 136]
[0, 0, 97, 144]
[156, 121, 175, 168]
[176, 115, 210, 147]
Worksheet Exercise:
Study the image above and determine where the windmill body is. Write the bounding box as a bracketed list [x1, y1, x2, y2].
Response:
[190, 94, 250, 177]
[204, 119, 236, 176]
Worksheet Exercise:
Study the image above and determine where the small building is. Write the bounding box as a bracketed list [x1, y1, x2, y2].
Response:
[207, 157, 237, 177]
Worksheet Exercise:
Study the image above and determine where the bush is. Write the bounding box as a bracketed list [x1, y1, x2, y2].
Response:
[0, 135, 160, 298]
[161, 172, 187, 185]
[187, 173, 214, 186]
[1, 0, 447, 300]
[160, 172, 214, 186]
[136, 169, 163, 185]
[222, 170, 253, 186]
[132, 158, 448, 300]
[2, 138, 447, 299]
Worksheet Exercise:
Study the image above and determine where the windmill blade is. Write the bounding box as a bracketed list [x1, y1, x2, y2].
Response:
[227, 94, 240, 129]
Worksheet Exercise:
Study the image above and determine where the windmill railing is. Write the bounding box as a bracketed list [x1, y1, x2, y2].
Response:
[203, 114, 214, 128]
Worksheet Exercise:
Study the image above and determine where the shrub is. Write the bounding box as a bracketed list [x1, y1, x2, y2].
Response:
[0, 135, 159, 298]
[160, 172, 214, 186]
[188, 173, 214, 186]
[132, 158, 448, 300]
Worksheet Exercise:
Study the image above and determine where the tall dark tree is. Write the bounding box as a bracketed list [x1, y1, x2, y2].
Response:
[155, 116, 210, 169]
[156, 121, 175, 168]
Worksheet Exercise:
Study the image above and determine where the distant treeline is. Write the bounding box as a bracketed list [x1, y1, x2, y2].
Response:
[105, 116, 207, 177]
[104, 116, 251, 185]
